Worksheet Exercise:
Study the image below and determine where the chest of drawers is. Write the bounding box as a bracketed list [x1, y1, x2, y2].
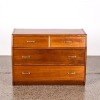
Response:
[12, 29, 87, 85]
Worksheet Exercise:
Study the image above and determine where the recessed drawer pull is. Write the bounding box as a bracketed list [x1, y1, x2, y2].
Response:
[22, 72, 31, 75]
[68, 56, 76, 58]
[22, 56, 31, 59]
[64, 40, 72, 43]
[27, 40, 35, 43]
[67, 72, 76, 75]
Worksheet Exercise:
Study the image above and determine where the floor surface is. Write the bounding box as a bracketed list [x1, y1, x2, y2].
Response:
[0, 56, 100, 100]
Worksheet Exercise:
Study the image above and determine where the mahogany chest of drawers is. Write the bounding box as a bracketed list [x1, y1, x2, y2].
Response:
[12, 29, 87, 85]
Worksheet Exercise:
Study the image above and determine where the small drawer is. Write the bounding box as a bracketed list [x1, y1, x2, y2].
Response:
[13, 36, 48, 47]
[13, 66, 85, 83]
[13, 49, 85, 66]
[50, 35, 86, 47]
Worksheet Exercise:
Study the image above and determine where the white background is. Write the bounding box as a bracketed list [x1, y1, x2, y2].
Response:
[0, 0, 100, 55]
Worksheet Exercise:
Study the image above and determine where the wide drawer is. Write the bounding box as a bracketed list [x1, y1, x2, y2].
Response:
[13, 66, 85, 82]
[50, 35, 86, 47]
[13, 49, 85, 66]
[13, 36, 48, 47]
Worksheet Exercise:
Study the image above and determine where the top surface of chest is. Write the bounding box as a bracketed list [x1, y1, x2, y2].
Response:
[12, 29, 86, 35]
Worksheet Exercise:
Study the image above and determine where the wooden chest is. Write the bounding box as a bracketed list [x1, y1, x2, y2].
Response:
[12, 29, 87, 85]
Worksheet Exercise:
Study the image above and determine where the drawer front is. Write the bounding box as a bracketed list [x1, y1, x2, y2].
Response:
[13, 66, 84, 82]
[13, 36, 48, 47]
[13, 49, 85, 65]
[51, 36, 86, 47]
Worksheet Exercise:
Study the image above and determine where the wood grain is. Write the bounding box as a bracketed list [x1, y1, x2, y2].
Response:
[13, 36, 48, 47]
[13, 49, 85, 66]
[51, 35, 86, 47]
[13, 66, 84, 83]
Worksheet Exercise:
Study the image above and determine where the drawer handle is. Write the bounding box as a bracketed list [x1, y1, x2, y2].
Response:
[22, 56, 31, 59]
[67, 72, 76, 75]
[68, 56, 76, 58]
[64, 40, 72, 43]
[22, 72, 31, 75]
[27, 40, 35, 43]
